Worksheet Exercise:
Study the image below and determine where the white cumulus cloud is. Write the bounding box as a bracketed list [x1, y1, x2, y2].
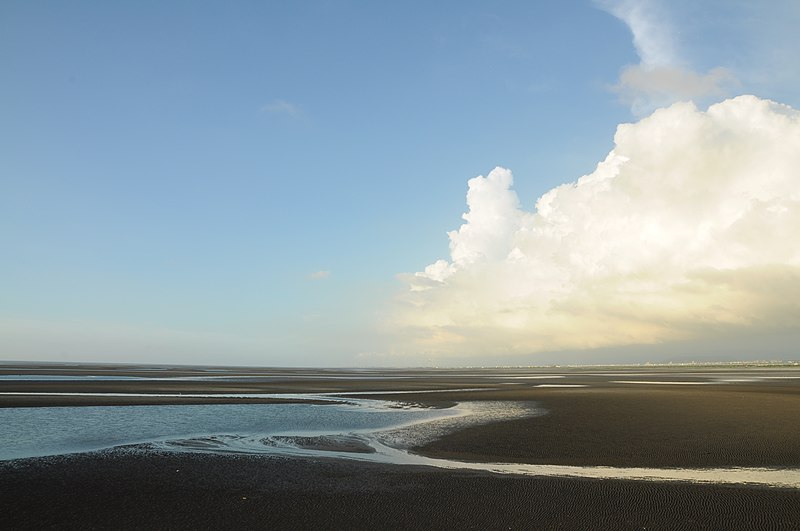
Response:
[394, 95, 800, 359]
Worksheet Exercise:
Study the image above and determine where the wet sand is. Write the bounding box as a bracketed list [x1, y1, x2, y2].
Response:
[1, 451, 799, 530]
[400, 385, 800, 468]
[2, 362, 799, 528]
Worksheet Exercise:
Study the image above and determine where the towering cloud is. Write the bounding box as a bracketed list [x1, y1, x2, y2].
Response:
[395, 96, 800, 359]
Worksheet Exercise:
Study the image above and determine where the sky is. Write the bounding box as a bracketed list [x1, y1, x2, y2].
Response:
[2, 0, 799, 367]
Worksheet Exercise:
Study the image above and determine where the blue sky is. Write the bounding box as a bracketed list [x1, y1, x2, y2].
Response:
[2, 1, 799, 366]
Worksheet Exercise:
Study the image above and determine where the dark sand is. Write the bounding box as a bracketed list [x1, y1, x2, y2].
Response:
[2, 362, 799, 529]
[2, 451, 799, 530]
[402, 385, 800, 468]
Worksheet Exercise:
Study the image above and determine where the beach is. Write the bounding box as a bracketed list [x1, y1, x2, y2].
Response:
[405, 385, 800, 468]
[1, 363, 799, 529]
[3, 451, 799, 530]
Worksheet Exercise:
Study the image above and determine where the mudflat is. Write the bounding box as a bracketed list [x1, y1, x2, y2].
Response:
[2, 451, 799, 530]
[401, 385, 800, 468]
[1, 362, 799, 529]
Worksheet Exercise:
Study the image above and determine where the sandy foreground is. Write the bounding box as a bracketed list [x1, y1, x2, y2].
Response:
[1, 362, 799, 529]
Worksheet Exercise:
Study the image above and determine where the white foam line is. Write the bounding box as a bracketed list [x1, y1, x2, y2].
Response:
[611, 381, 714, 385]
[593, 372, 797, 377]
[425, 457, 800, 489]
[534, 384, 588, 388]
[504, 376, 566, 379]
[587, 373, 664, 377]
[321, 388, 498, 396]
[363, 435, 800, 488]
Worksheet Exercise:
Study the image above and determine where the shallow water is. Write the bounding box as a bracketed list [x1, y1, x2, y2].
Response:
[2, 397, 798, 489]
[0, 398, 457, 461]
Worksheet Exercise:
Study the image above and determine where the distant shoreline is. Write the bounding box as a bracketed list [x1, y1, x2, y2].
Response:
[2, 359, 799, 371]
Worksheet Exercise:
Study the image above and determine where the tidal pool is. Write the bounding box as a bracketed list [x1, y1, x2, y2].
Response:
[2, 397, 798, 489]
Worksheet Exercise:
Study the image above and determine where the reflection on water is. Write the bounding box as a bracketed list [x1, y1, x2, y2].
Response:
[2, 398, 799, 489]
[0, 398, 457, 461]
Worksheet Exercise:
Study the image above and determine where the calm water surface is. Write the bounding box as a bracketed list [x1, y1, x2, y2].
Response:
[0, 401, 453, 461]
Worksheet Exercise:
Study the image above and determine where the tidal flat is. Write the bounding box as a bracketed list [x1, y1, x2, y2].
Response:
[1, 362, 799, 529]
